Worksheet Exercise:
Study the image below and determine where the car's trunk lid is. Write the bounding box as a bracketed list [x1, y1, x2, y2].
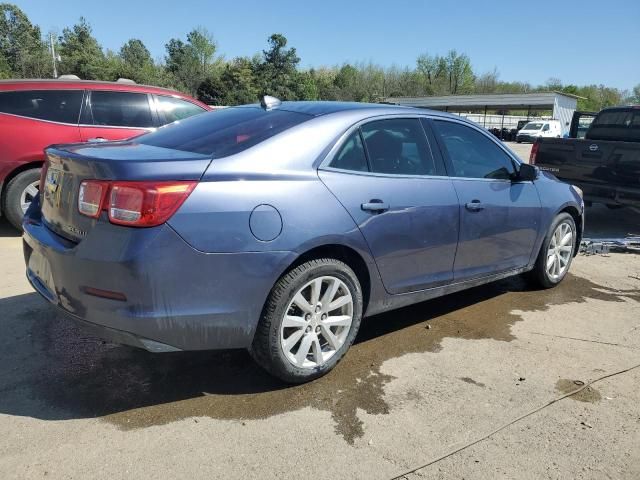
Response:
[41, 141, 211, 242]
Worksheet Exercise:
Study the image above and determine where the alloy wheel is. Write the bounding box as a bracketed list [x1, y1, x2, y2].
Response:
[20, 180, 39, 214]
[546, 221, 574, 281]
[280, 275, 353, 369]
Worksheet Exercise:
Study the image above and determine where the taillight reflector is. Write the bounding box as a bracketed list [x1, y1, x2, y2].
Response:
[78, 180, 108, 218]
[77, 180, 196, 227]
[529, 141, 540, 165]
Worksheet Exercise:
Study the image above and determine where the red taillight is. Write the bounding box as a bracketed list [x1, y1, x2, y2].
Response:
[529, 141, 540, 165]
[77, 180, 196, 227]
[78, 180, 109, 218]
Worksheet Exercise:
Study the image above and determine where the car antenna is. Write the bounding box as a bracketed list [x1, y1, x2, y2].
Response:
[260, 95, 281, 111]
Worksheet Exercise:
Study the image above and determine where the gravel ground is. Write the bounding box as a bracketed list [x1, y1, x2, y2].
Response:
[1, 204, 639, 479]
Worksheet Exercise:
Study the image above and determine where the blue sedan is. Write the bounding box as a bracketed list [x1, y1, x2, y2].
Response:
[23, 98, 584, 383]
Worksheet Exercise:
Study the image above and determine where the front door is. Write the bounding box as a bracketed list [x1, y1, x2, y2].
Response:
[319, 118, 459, 294]
[428, 119, 541, 280]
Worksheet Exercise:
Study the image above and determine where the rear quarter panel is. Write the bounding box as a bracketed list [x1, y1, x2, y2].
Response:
[0, 114, 80, 182]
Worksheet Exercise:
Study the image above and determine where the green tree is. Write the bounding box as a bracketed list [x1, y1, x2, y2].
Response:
[120, 39, 152, 69]
[627, 84, 640, 104]
[0, 3, 50, 77]
[257, 33, 300, 99]
[57, 17, 105, 79]
[165, 28, 217, 95]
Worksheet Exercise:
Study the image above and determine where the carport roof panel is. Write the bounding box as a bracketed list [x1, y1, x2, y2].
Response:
[385, 92, 581, 110]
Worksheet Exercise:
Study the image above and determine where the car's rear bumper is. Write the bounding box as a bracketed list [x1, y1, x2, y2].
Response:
[23, 199, 295, 352]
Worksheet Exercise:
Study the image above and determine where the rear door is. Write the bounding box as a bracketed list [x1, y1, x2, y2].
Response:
[79, 90, 158, 142]
[428, 118, 541, 280]
[319, 117, 459, 294]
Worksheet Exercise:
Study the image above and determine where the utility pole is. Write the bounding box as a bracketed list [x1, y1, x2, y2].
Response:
[49, 33, 58, 78]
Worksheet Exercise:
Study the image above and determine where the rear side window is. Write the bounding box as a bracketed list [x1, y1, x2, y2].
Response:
[433, 120, 516, 180]
[89, 91, 154, 128]
[0, 90, 82, 124]
[361, 118, 437, 175]
[155, 95, 206, 124]
[330, 131, 368, 172]
[587, 109, 640, 142]
[137, 106, 312, 157]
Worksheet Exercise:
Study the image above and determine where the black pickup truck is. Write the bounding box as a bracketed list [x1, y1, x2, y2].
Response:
[532, 106, 640, 208]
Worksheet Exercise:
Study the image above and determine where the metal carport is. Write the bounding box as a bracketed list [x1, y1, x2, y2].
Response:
[384, 92, 580, 136]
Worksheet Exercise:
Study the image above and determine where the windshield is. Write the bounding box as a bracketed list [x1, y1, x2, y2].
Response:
[137, 106, 313, 157]
[522, 122, 543, 131]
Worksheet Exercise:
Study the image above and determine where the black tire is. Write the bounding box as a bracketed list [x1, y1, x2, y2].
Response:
[525, 212, 576, 289]
[250, 258, 363, 383]
[2, 168, 41, 231]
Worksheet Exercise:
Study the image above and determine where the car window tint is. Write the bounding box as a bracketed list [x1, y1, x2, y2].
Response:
[156, 95, 206, 124]
[137, 106, 312, 157]
[361, 118, 436, 175]
[0, 90, 82, 123]
[330, 131, 368, 172]
[89, 91, 154, 128]
[433, 120, 515, 180]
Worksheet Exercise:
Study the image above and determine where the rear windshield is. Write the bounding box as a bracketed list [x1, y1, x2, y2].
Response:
[522, 122, 543, 131]
[587, 109, 640, 142]
[137, 106, 312, 157]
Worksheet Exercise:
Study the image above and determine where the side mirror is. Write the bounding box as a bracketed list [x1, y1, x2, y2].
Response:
[515, 163, 538, 182]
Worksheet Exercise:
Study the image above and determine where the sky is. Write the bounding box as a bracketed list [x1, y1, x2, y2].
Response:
[16, 0, 640, 91]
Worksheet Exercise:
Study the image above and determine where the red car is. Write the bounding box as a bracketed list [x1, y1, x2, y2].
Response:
[0, 78, 210, 229]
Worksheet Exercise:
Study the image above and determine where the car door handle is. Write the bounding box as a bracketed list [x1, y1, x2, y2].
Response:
[361, 200, 389, 213]
[465, 200, 485, 212]
[87, 137, 107, 143]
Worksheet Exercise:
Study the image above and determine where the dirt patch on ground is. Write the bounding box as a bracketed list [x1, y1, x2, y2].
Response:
[555, 379, 602, 403]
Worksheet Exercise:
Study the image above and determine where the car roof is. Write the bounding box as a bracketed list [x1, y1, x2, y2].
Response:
[0, 78, 194, 98]
[265, 100, 472, 125]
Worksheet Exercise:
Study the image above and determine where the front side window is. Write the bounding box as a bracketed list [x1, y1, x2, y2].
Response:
[89, 91, 154, 128]
[522, 122, 543, 131]
[433, 120, 516, 180]
[360, 118, 436, 175]
[330, 131, 368, 172]
[138, 106, 312, 157]
[156, 95, 206, 124]
[0, 90, 82, 124]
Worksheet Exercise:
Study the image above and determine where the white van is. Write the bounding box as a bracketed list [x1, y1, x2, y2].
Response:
[516, 120, 562, 143]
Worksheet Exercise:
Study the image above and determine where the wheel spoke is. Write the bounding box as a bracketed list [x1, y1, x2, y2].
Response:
[21, 202, 31, 212]
[560, 232, 572, 247]
[311, 335, 323, 364]
[321, 278, 340, 306]
[295, 334, 314, 364]
[293, 292, 313, 314]
[283, 315, 307, 328]
[283, 329, 304, 352]
[546, 253, 556, 271]
[25, 184, 39, 197]
[329, 294, 351, 311]
[322, 315, 351, 327]
[310, 278, 322, 306]
[554, 254, 561, 276]
[320, 325, 340, 349]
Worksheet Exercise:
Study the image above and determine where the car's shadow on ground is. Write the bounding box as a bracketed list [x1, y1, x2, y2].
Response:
[1, 272, 634, 436]
[0, 219, 20, 238]
[0, 276, 531, 425]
